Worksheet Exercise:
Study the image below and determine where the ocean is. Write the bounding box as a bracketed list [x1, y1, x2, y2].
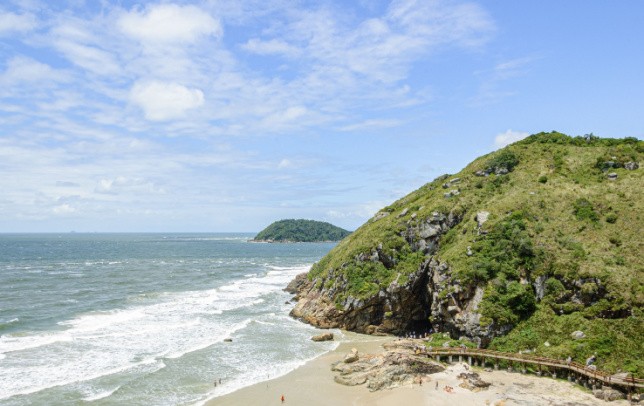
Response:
[0, 233, 339, 405]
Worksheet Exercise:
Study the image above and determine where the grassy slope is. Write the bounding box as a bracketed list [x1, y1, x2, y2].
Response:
[309, 132, 643, 373]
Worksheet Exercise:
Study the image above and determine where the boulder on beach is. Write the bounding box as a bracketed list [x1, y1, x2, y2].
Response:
[311, 332, 334, 342]
[593, 386, 625, 401]
[344, 348, 359, 363]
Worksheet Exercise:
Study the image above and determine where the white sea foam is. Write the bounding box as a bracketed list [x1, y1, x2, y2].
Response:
[0, 263, 311, 402]
[193, 338, 340, 406]
[81, 385, 121, 401]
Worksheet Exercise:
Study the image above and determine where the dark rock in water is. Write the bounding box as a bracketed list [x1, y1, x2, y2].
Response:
[311, 332, 334, 342]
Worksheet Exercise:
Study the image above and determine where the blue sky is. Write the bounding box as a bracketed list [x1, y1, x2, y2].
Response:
[1, 0, 642, 232]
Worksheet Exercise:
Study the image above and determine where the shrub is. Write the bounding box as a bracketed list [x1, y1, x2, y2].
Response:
[573, 198, 599, 222]
[605, 213, 618, 224]
[486, 150, 520, 173]
[481, 280, 536, 326]
[544, 277, 565, 298]
[609, 236, 622, 247]
[468, 211, 540, 283]
[538, 175, 548, 183]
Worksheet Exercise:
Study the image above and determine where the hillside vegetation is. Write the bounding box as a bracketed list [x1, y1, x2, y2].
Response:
[254, 219, 351, 242]
[297, 132, 642, 374]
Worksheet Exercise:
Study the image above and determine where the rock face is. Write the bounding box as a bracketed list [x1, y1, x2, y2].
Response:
[291, 211, 481, 336]
[284, 272, 308, 295]
[290, 210, 509, 345]
[331, 339, 444, 391]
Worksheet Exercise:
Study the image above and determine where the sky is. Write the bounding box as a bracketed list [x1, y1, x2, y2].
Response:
[1, 0, 643, 233]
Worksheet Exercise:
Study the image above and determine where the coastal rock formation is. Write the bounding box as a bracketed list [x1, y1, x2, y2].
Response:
[289, 132, 643, 375]
[331, 339, 444, 391]
[284, 272, 308, 295]
[291, 210, 487, 338]
[457, 371, 491, 391]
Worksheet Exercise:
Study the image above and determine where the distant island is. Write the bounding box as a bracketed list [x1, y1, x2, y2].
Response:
[253, 219, 351, 242]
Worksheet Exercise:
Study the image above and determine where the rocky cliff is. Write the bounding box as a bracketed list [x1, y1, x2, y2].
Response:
[290, 132, 643, 374]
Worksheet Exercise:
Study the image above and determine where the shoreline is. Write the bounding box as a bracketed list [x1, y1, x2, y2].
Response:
[206, 332, 631, 406]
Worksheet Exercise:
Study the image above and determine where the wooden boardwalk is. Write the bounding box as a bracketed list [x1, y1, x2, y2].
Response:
[425, 347, 643, 392]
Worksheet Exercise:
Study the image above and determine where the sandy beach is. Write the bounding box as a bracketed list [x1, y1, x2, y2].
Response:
[207, 332, 629, 406]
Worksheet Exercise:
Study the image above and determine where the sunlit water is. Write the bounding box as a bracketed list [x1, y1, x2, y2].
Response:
[0, 234, 338, 405]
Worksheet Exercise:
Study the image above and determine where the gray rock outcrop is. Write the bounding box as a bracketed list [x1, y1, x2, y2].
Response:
[624, 161, 639, 170]
[592, 386, 625, 401]
[571, 330, 586, 340]
[284, 272, 309, 294]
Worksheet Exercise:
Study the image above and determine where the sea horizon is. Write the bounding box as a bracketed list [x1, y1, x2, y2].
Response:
[0, 233, 338, 405]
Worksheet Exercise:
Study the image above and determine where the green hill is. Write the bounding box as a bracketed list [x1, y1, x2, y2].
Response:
[290, 132, 643, 374]
[253, 219, 351, 242]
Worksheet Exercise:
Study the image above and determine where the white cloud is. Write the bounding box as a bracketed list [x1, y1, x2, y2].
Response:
[242, 38, 301, 57]
[130, 81, 205, 121]
[470, 55, 537, 106]
[339, 119, 401, 132]
[52, 204, 76, 215]
[260, 106, 308, 129]
[0, 56, 65, 85]
[54, 39, 120, 76]
[493, 56, 536, 80]
[95, 176, 164, 195]
[0, 10, 36, 35]
[494, 129, 529, 148]
[118, 4, 221, 45]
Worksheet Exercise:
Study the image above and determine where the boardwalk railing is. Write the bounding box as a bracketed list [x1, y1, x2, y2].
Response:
[425, 347, 643, 390]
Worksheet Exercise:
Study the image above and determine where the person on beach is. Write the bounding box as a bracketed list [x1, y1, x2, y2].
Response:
[281, 394, 285, 403]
